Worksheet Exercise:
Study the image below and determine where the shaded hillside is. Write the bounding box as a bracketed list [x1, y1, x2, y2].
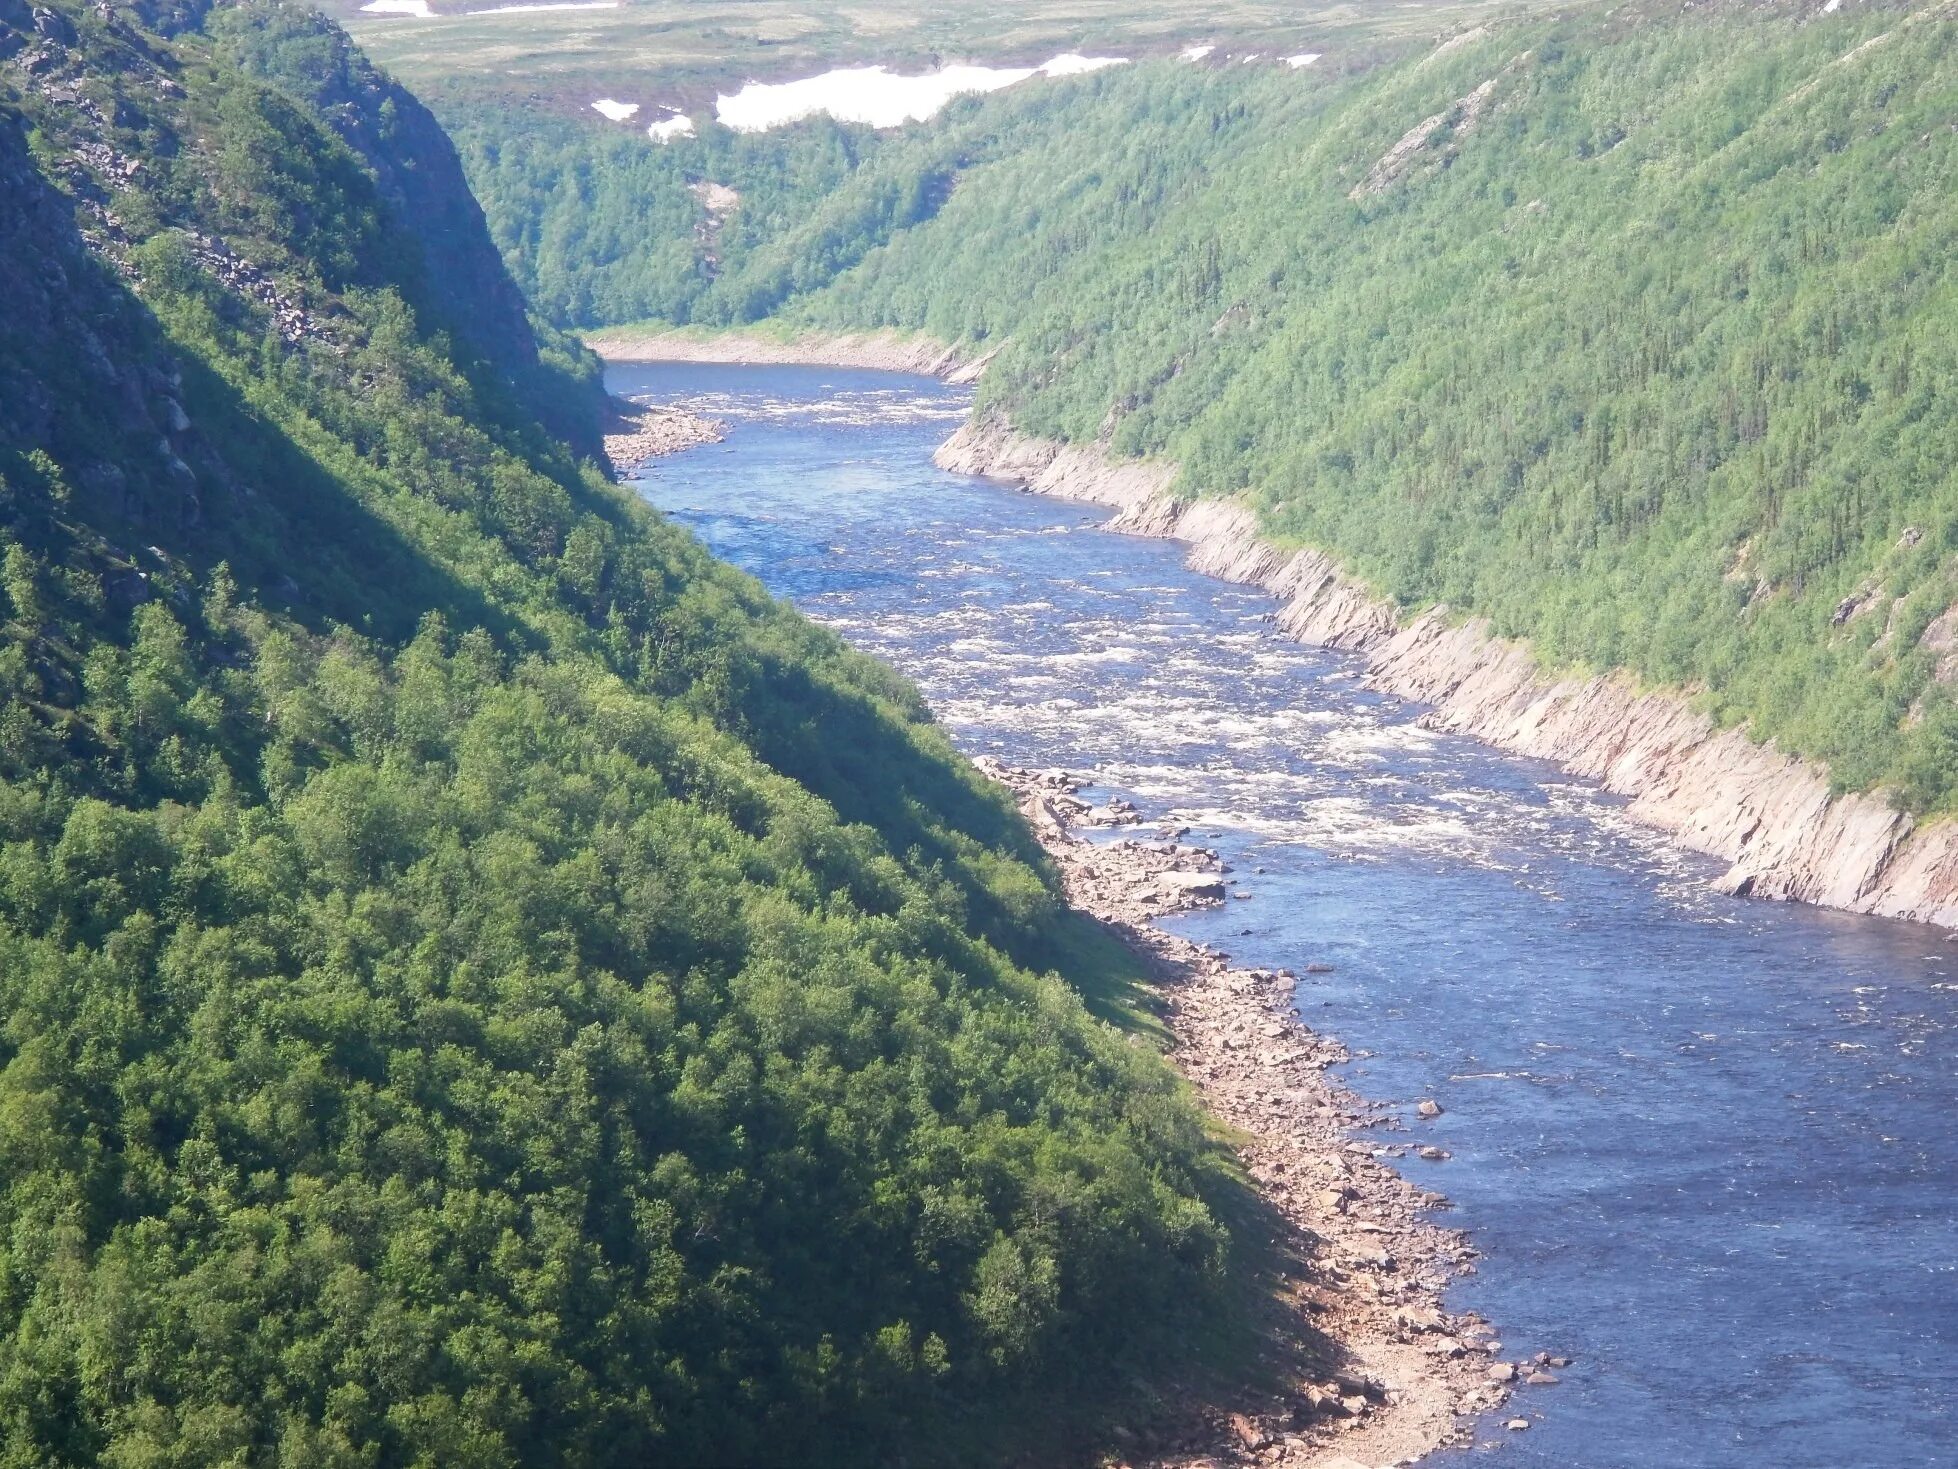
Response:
[0, 3, 1246, 1463]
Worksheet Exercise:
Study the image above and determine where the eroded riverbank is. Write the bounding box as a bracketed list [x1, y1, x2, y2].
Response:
[936, 416, 1958, 930]
[592, 325, 1958, 929]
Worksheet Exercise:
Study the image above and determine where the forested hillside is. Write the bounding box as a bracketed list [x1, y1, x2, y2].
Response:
[455, 0, 1958, 813]
[0, 2, 1245, 1462]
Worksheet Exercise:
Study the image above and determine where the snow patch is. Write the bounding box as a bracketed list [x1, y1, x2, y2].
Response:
[1180, 44, 1215, 61]
[715, 54, 1128, 132]
[591, 98, 639, 122]
[1038, 52, 1126, 77]
[647, 112, 695, 143]
[360, 0, 433, 16]
[1285, 53, 1323, 68]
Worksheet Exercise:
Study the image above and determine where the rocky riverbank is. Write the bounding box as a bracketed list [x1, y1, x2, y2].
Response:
[973, 758, 1543, 1469]
[942, 417, 1958, 931]
[602, 396, 724, 476]
[585, 326, 991, 384]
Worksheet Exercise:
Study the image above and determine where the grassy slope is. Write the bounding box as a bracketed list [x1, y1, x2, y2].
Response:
[0, 2, 1274, 1463]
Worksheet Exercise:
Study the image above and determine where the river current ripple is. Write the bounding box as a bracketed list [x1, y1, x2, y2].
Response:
[614, 362, 1958, 1469]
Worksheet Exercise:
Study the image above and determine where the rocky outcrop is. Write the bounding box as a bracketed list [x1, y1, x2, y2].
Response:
[938, 416, 1958, 930]
[585, 327, 993, 385]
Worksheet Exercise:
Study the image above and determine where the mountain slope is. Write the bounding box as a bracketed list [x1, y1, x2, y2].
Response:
[0, 4, 1244, 1463]
[465, 0, 1958, 825]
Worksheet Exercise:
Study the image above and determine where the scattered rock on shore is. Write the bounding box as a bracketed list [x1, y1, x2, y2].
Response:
[603, 396, 724, 477]
[969, 755, 1518, 1467]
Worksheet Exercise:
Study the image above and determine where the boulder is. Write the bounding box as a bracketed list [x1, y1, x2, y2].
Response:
[1416, 1098, 1444, 1119]
[31, 5, 74, 42]
[1227, 1413, 1268, 1451]
[1154, 871, 1226, 901]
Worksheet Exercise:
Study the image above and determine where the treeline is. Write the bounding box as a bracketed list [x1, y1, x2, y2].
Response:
[0, 3, 1244, 1463]
[453, 2, 1958, 811]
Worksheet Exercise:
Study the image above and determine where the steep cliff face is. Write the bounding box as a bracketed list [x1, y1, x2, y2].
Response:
[938, 417, 1958, 930]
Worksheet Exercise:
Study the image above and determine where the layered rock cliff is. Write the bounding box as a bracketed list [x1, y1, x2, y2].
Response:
[937, 416, 1958, 930]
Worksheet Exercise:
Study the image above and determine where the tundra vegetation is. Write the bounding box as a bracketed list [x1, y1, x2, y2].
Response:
[437, 0, 1958, 812]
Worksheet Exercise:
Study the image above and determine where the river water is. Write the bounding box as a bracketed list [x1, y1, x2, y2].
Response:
[613, 362, 1958, 1469]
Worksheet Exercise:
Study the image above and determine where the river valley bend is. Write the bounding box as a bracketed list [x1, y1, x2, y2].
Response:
[616, 360, 1958, 1469]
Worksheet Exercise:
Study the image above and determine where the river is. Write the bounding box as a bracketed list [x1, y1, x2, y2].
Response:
[611, 361, 1958, 1468]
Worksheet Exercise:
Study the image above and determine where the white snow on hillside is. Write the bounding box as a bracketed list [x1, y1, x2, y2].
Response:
[591, 98, 639, 121]
[360, 0, 433, 16]
[1285, 53, 1323, 68]
[647, 112, 696, 143]
[714, 55, 1128, 132]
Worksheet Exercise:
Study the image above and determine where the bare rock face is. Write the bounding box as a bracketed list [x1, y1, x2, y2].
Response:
[935, 415, 1958, 932]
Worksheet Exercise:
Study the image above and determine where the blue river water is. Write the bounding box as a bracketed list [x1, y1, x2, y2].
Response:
[612, 362, 1958, 1469]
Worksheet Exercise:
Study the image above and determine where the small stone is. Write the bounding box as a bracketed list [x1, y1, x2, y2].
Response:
[1506, 1418, 1531, 1432]
[1487, 1362, 1517, 1384]
[1304, 961, 1336, 973]
[1548, 1355, 1573, 1368]
[1416, 1098, 1443, 1119]
[1229, 1413, 1269, 1451]
[1525, 1371, 1559, 1386]
[1418, 1146, 1449, 1161]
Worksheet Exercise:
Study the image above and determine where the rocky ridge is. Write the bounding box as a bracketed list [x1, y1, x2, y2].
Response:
[939, 417, 1958, 930]
[973, 757, 1534, 1468]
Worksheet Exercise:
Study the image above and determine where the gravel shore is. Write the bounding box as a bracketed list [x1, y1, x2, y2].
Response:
[602, 396, 724, 477]
[976, 758, 1544, 1468]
